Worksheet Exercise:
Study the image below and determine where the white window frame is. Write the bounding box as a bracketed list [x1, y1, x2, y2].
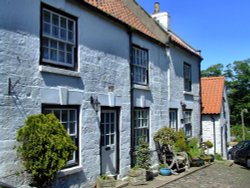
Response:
[169, 109, 178, 130]
[132, 46, 149, 85]
[133, 108, 149, 146]
[183, 110, 192, 137]
[43, 106, 79, 166]
[184, 63, 192, 92]
[42, 6, 76, 68]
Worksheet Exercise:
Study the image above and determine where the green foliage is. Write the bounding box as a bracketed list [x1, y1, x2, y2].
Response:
[174, 129, 188, 152]
[153, 127, 177, 146]
[203, 140, 213, 149]
[230, 124, 250, 141]
[201, 63, 224, 77]
[215, 153, 223, 161]
[201, 59, 250, 127]
[187, 137, 203, 159]
[134, 138, 151, 170]
[16, 114, 77, 187]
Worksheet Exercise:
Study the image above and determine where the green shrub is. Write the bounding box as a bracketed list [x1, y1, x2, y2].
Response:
[215, 153, 223, 161]
[134, 138, 151, 170]
[174, 129, 188, 152]
[231, 124, 250, 141]
[154, 127, 177, 146]
[187, 137, 203, 159]
[204, 140, 213, 148]
[16, 114, 77, 187]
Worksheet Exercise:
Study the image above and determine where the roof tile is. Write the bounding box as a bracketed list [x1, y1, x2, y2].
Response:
[201, 77, 225, 114]
[84, 0, 157, 39]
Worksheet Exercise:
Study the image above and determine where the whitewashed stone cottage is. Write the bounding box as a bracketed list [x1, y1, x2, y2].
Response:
[0, 0, 202, 187]
[201, 77, 230, 159]
[151, 2, 203, 138]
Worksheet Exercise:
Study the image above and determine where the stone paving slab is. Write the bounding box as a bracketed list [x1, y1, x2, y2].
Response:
[116, 163, 212, 188]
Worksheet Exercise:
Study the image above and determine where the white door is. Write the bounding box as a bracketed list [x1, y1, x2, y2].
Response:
[101, 110, 117, 175]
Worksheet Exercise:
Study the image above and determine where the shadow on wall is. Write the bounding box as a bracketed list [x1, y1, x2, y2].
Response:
[41, 72, 84, 90]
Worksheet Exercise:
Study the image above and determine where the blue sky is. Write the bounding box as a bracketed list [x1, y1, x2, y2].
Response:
[136, 0, 250, 70]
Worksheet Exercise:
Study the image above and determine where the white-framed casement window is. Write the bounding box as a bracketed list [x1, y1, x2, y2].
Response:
[132, 46, 149, 85]
[169, 109, 178, 130]
[183, 110, 192, 137]
[41, 4, 77, 69]
[184, 63, 192, 92]
[43, 105, 79, 167]
[133, 108, 149, 146]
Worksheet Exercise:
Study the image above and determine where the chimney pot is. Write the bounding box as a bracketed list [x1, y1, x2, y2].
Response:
[154, 2, 160, 14]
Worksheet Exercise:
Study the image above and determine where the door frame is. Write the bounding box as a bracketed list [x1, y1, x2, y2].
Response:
[100, 106, 120, 176]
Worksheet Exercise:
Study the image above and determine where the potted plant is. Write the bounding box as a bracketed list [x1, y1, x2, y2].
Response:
[96, 175, 116, 188]
[187, 138, 204, 167]
[128, 138, 150, 185]
[159, 163, 171, 176]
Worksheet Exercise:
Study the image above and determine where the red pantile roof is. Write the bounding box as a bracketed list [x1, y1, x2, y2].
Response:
[83, 0, 202, 58]
[201, 77, 225, 114]
[84, 0, 157, 40]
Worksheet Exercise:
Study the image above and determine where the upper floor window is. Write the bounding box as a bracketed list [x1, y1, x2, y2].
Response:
[184, 63, 192, 92]
[132, 46, 149, 85]
[41, 4, 77, 70]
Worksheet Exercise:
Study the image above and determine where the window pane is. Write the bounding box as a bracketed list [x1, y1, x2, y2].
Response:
[67, 53, 72, 64]
[70, 110, 76, 121]
[68, 31, 73, 42]
[68, 20, 73, 31]
[62, 110, 68, 121]
[43, 10, 50, 22]
[42, 47, 49, 59]
[69, 122, 75, 135]
[52, 26, 59, 37]
[60, 29, 66, 40]
[43, 23, 50, 35]
[61, 17, 66, 28]
[51, 49, 57, 61]
[52, 14, 59, 26]
[53, 110, 60, 120]
[111, 134, 114, 144]
[59, 51, 65, 62]
[50, 40, 57, 49]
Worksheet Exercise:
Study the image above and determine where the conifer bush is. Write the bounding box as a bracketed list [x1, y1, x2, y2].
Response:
[16, 114, 77, 187]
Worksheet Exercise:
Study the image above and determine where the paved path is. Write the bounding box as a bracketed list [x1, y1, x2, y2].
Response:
[160, 162, 250, 188]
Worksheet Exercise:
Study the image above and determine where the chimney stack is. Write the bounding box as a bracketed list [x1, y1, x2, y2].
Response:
[151, 2, 170, 31]
[154, 2, 160, 14]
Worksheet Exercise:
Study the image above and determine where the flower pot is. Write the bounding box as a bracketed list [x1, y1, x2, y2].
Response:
[96, 176, 116, 188]
[159, 168, 171, 176]
[128, 168, 147, 185]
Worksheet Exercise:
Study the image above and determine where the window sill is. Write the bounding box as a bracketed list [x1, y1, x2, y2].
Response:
[39, 65, 80, 77]
[132, 84, 150, 91]
[183, 91, 194, 96]
[57, 166, 82, 177]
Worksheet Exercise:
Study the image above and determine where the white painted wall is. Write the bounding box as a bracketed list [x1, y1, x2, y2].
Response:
[0, 0, 170, 187]
[202, 88, 230, 159]
[168, 43, 201, 138]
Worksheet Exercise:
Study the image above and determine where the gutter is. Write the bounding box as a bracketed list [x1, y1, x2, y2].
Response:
[128, 29, 134, 166]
